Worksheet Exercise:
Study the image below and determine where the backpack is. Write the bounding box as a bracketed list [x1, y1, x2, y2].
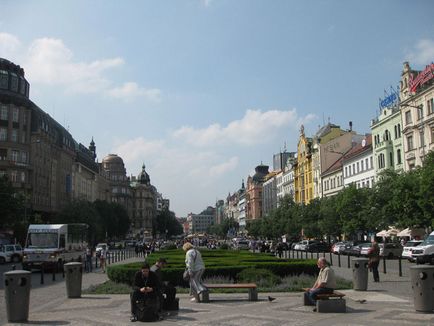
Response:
[134, 298, 159, 322]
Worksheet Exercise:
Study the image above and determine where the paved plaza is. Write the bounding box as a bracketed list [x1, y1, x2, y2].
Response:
[1, 257, 433, 325]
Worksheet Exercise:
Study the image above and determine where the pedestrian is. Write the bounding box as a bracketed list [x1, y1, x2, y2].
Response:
[368, 239, 380, 282]
[99, 245, 107, 273]
[85, 246, 92, 272]
[305, 257, 336, 311]
[182, 242, 206, 302]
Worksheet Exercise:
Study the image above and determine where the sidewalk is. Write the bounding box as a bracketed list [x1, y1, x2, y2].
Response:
[1, 256, 433, 326]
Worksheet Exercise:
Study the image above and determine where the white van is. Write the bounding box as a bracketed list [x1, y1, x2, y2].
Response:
[22, 224, 88, 270]
[411, 231, 434, 264]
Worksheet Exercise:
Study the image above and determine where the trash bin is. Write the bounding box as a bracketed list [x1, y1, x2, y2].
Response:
[64, 262, 83, 298]
[351, 258, 369, 291]
[3, 270, 32, 322]
[410, 265, 434, 312]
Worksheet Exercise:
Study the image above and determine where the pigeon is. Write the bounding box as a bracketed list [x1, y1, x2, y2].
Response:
[356, 299, 366, 304]
[268, 296, 276, 302]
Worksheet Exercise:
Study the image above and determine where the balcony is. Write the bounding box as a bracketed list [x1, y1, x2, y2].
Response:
[375, 140, 393, 151]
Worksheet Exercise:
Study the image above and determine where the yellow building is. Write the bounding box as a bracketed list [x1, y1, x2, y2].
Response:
[294, 125, 314, 204]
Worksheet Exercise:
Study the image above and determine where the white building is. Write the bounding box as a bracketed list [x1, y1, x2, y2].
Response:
[343, 135, 375, 189]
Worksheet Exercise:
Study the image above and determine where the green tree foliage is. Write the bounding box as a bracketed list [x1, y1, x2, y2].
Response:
[208, 217, 239, 238]
[0, 176, 24, 229]
[419, 151, 434, 226]
[152, 208, 183, 238]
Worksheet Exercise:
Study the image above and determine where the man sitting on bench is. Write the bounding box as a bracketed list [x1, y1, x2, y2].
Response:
[305, 257, 336, 311]
[130, 263, 160, 322]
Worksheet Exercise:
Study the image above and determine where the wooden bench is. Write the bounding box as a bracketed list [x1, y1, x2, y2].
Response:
[302, 289, 346, 313]
[201, 283, 258, 303]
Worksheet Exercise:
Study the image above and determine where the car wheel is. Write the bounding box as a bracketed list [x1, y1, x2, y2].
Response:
[11, 255, 21, 263]
[0, 257, 5, 264]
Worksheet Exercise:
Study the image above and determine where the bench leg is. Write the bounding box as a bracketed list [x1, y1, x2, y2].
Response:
[201, 290, 209, 303]
[248, 288, 258, 301]
[316, 299, 346, 313]
[303, 292, 314, 306]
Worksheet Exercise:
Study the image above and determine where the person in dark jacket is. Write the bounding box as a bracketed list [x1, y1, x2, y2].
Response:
[130, 263, 160, 322]
[151, 257, 177, 310]
[368, 240, 380, 282]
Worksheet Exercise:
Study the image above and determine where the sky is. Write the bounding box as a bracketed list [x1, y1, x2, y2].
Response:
[1, 0, 434, 217]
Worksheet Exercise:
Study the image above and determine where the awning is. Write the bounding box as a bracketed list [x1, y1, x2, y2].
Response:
[386, 227, 400, 237]
[397, 228, 425, 238]
[376, 230, 388, 237]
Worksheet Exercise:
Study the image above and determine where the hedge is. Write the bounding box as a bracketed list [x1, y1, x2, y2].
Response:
[107, 249, 317, 286]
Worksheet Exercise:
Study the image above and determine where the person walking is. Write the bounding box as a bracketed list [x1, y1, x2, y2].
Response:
[99, 246, 107, 273]
[368, 239, 380, 282]
[85, 246, 93, 273]
[183, 242, 206, 302]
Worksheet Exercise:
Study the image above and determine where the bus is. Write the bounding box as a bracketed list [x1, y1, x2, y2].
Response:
[22, 224, 88, 270]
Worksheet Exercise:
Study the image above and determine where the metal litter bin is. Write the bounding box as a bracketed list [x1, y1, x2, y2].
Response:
[4, 270, 32, 322]
[352, 258, 369, 291]
[64, 262, 83, 298]
[410, 265, 434, 312]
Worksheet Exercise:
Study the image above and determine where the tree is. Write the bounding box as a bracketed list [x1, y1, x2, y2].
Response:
[153, 208, 183, 238]
[0, 176, 24, 230]
[419, 150, 434, 227]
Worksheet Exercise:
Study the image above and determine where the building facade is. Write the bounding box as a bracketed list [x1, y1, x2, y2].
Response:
[246, 164, 269, 220]
[399, 62, 434, 170]
[294, 125, 313, 204]
[343, 135, 375, 189]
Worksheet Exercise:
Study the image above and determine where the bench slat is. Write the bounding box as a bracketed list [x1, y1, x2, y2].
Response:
[204, 283, 257, 289]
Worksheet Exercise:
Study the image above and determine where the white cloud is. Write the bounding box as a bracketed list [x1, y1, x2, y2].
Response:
[1, 34, 160, 101]
[209, 157, 238, 177]
[107, 82, 162, 102]
[408, 39, 434, 66]
[111, 137, 165, 166]
[201, 0, 213, 7]
[0, 32, 22, 60]
[25, 37, 124, 93]
[172, 108, 310, 147]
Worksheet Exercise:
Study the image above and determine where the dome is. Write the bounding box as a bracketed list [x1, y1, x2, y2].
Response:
[138, 164, 150, 185]
[252, 164, 269, 183]
[102, 154, 124, 164]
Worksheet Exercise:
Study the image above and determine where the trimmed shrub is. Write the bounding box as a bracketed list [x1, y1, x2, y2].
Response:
[107, 249, 318, 287]
[219, 243, 230, 250]
[236, 268, 280, 287]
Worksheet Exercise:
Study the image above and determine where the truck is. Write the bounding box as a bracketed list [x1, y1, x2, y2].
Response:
[411, 231, 434, 264]
[22, 224, 88, 270]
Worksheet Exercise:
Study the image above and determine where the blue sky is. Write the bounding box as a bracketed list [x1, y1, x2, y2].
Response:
[1, 0, 433, 217]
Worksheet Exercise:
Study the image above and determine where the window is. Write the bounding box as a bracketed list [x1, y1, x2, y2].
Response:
[365, 158, 369, 169]
[11, 150, 18, 162]
[0, 148, 7, 160]
[428, 98, 433, 115]
[21, 151, 27, 163]
[12, 107, 19, 122]
[366, 180, 370, 188]
[405, 111, 412, 125]
[0, 105, 7, 120]
[356, 162, 360, 173]
[11, 129, 18, 142]
[397, 149, 402, 165]
[417, 105, 424, 120]
[20, 171, 25, 183]
[394, 126, 398, 139]
[0, 70, 8, 89]
[389, 152, 393, 167]
[398, 124, 401, 138]
[0, 128, 6, 141]
[10, 73, 18, 92]
[361, 160, 364, 171]
[10, 170, 17, 182]
[19, 77, 26, 95]
[21, 131, 26, 143]
[407, 135, 414, 150]
[23, 112, 27, 125]
[345, 166, 348, 177]
[431, 126, 434, 144]
[420, 130, 425, 147]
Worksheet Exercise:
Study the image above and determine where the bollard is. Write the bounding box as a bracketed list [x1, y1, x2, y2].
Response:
[410, 265, 434, 312]
[383, 256, 387, 274]
[338, 253, 341, 267]
[329, 252, 333, 266]
[95, 255, 98, 269]
[4, 270, 32, 322]
[352, 258, 369, 291]
[52, 265, 56, 281]
[40, 266, 44, 285]
[398, 257, 402, 277]
[64, 262, 83, 298]
[296, 250, 299, 259]
[347, 255, 350, 268]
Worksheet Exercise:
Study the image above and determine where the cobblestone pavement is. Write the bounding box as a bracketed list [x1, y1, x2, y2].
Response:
[1, 256, 433, 326]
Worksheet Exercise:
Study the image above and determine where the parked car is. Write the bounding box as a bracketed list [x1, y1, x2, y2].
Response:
[359, 243, 374, 256]
[95, 243, 108, 256]
[402, 240, 423, 261]
[342, 242, 371, 256]
[233, 240, 250, 250]
[378, 243, 403, 258]
[412, 231, 434, 264]
[0, 244, 23, 263]
[332, 241, 351, 254]
[305, 242, 331, 252]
